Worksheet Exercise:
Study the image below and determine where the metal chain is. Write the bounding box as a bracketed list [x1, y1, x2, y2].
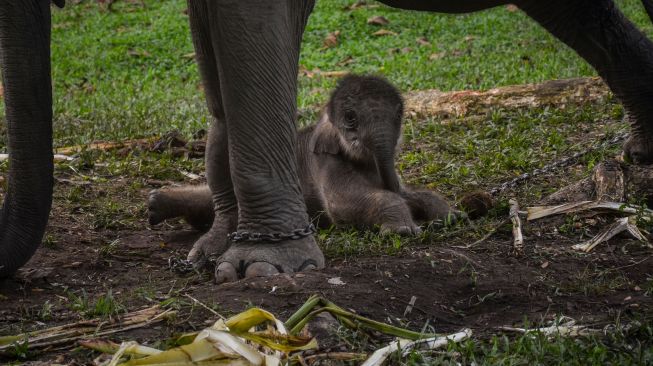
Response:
[488, 131, 629, 196]
[168, 257, 195, 274]
[228, 223, 317, 243]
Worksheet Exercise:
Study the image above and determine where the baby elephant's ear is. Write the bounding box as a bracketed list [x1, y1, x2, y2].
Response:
[309, 116, 341, 155]
[52, 0, 65, 8]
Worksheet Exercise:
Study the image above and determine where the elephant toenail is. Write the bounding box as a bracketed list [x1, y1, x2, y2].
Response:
[244, 262, 280, 278]
[215, 262, 238, 284]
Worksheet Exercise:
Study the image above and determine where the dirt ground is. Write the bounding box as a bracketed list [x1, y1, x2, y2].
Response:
[1, 157, 652, 365]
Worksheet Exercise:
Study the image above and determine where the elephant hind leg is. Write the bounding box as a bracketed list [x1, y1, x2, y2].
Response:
[401, 188, 464, 225]
[518, 0, 653, 164]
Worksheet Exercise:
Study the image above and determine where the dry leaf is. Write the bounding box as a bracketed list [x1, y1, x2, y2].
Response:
[416, 37, 431, 46]
[464, 35, 476, 42]
[344, 0, 366, 10]
[344, 1, 379, 11]
[506, 4, 518, 12]
[373, 29, 397, 37]
[323, 30, 341, 48]
[429, 52, 446, 60]
[367, 15, 389, 26]
[127, 49, 151, 58]
[337, 56, 355, 66]
[182, 52, 196, 59]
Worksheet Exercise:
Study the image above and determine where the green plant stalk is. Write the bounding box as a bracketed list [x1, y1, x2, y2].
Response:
[284, 294, 322, 330]
[290, 305, 436, 340]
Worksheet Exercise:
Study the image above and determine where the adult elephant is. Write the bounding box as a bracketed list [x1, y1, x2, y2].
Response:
[1, 0, 652, 281]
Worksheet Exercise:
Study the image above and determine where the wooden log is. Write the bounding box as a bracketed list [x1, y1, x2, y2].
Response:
[404, 77, 609, 119]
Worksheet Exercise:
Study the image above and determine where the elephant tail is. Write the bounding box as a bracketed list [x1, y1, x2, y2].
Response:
[0, 2, 54, 277]
[643, 0, 653, 23]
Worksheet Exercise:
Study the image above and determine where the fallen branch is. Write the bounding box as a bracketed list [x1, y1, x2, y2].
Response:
[361, 329, 472, 366]
[0, 153, 73, 162]
[544, 159, 653, 205]
[0, 305, 174, 354]
[527, 201, 653, 221]
[572, 216, 648, 253]
[54, 137, 156, 155]
[498, 318, 602, 338]
[509, 198, 524, 255]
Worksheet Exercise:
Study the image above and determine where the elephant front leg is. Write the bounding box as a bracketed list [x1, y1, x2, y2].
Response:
[187, 119, 239, 265]
[201, 0, 324, 283]
[186, 0, 238, 267]
[518, 0, 653, 164]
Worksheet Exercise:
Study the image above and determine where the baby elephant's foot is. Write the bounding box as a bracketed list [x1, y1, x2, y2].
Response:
[380, 222, 422, 236]
[148, 188, 213, 230]
[214, 237, 325, 284]
[148, 190, 176, 226]
[623, 134, 653, 165]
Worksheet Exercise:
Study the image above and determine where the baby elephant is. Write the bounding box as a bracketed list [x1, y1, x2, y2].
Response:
[148, 75, 460, 235]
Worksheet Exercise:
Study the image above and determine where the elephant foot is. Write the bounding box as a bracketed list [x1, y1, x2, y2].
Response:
[623, 134, 653, 165]
[214, 237, 325, 283]
[380, 222, 422, 236]
[188, 214, 237, 268]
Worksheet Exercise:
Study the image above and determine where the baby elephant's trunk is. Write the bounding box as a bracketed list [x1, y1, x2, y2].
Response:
[373, 136, 401, 193]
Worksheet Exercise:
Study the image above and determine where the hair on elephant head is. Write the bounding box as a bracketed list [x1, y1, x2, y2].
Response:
[311, 74, 404, 193]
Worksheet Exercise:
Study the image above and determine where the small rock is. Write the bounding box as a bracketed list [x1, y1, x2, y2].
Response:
[327, 277, 346, 286]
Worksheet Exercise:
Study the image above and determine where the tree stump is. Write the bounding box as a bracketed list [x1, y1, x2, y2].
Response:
[545, 159, 653, 205]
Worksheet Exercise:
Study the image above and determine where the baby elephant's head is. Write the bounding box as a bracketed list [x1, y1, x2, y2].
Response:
[328, 74, 404, 191]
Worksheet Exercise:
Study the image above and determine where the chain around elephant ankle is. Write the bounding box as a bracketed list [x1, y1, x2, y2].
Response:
[227, 224, 317, 243]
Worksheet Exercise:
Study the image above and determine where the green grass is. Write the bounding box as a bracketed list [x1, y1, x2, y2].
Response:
[0, 0, 652, 147]
[415, 322, 653, 365]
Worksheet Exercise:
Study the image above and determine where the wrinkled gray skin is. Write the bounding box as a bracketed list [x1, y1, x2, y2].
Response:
[2, 0, 653, 282]
[149, 75, 460, 238]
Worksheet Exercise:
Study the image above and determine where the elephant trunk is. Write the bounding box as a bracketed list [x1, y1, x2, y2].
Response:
[643, 0, 653, 24]
[0, 2, 54, 277]
[372, 135, 401, 193]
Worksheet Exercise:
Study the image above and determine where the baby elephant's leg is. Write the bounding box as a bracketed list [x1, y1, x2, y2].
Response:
[327, 189, 421, 235]
[401, 188, 464, 224]
[148, 185, 214, 230]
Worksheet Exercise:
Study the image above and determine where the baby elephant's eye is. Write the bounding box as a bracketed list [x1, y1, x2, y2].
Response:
[344, 110, 358, 130]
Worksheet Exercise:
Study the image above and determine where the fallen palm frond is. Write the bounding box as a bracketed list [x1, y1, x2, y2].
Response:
[0, 305, 174, 354]
[77, 295, 444, 365]
[90, 307, 316, 366]
[572, 216, 648, 253]
[361, 329, 472, 366]
[499, 317, 602, 339]
[527, 201, 653, 221]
